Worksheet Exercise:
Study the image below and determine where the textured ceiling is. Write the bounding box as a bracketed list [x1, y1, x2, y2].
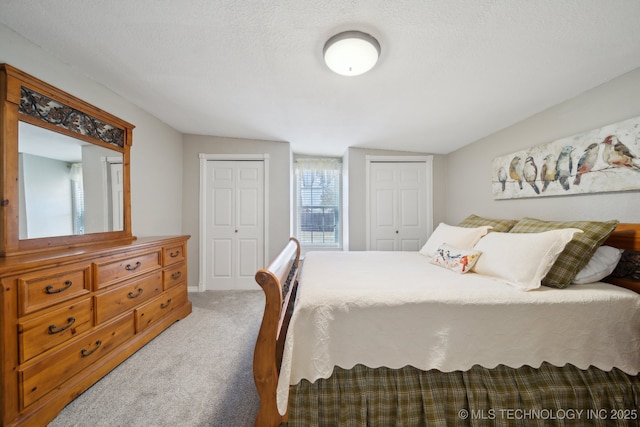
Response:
[1, 0, 640, 156]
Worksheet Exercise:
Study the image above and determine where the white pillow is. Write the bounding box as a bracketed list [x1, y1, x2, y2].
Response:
[471, 228, 582, 291]
[572, 246, 623, 285]
[419, 223, 492, 258]
[432, 244, 482, 274]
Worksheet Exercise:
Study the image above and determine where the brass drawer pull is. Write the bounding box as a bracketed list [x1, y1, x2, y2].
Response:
[169, 250, 180, 258]
[125, 261, 142, 271]
[171, 271, 182, 280]
[127, 288, 143, 299]
[160, 298, 172, 309]
[81, 340, 102, 357]
[45, 280, 72, 294]
[48, 316, 76, 334]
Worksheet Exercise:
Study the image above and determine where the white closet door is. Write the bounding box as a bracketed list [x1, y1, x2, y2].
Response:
[205, 160, 264, 290]
[109, 162, 123, 231]
[369, 162, 428, 251]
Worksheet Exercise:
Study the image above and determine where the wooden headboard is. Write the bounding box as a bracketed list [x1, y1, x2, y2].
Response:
[603, 223, 640, 293]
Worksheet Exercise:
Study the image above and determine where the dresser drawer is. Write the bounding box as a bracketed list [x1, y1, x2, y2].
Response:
[94, 249, 162, 290]
[18, 264, 92, 316]
[135, 283, 188, 333]
[163, 243, 186, 266]
[163, 262, 187, 290]
[18, 298, 93, 363]
[94, 270, 163, 324]
[20, 312, 135, 409]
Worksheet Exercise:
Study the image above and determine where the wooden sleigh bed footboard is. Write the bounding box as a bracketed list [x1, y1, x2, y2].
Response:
[253, 237, 301, 427]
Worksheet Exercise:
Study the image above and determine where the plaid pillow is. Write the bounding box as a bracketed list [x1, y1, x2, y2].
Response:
[509, 218, 619, 288]
[458, 214, 517, 233]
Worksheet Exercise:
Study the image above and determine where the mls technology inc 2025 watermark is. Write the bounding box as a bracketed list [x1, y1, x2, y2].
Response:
[458, 408, 638, 422]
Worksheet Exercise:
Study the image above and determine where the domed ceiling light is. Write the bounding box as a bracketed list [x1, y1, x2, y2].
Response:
[323, 31, 381, 76]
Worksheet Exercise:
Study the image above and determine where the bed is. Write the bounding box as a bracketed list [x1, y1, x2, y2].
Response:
[252, 219, 640, 427]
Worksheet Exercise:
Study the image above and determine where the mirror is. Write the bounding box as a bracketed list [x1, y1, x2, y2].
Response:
[1, 64, 135, 256]
[18, 121, 124, 239]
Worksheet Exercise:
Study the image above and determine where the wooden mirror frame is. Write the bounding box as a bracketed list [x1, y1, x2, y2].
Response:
[0, 64, 135, 256]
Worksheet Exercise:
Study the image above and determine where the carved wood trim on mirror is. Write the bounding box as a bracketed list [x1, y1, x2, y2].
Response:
[1, 64, 135, 256]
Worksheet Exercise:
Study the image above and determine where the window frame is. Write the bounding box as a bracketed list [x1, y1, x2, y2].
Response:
[293, 156, 343, 251]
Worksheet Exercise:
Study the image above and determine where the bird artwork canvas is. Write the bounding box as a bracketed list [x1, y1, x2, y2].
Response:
[492, 115, 640, 199]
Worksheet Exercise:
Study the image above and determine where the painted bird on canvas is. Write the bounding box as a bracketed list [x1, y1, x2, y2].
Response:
[573, 142, 599, 185]
[523, 156, 539, 194]
[498, 167, 507, 191]
[540, 154, 556, 192]
[602, 135, 640, 171]
[509, 156, 523, 190]
[555, 145, 573, 191]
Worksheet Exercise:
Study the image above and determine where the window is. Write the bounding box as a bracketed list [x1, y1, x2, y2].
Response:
[294, 157, 341, 248]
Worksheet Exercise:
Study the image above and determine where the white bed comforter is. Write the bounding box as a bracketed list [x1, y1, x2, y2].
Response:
[276, 251, 640, 414]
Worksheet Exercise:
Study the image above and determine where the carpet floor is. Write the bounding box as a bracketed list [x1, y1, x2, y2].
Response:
[48, 290, 264, 427]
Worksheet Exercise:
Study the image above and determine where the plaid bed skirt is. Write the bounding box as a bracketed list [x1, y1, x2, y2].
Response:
[284, 363, 640, 427]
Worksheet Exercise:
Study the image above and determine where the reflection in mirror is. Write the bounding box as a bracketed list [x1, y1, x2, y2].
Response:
[18, 121, 124, 239]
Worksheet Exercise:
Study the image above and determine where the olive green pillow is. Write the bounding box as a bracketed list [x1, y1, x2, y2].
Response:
[509, 218, 619, 288]
[458, 214, 517, 233]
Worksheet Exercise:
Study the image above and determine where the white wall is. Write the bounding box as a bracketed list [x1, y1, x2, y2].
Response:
[20, 154, 73, 238]
[181, 134, 291, 288]
[0, 24, 184, 239]
[446, 67, 640, 224]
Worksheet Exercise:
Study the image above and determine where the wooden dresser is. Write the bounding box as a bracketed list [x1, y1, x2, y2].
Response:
[0, 236, 191, 426]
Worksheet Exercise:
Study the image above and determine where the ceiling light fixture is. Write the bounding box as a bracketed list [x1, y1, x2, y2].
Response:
[323, 31, 381, 76]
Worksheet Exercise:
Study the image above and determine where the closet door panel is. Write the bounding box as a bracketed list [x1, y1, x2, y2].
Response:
[369, 161, 430, 251]
[369, 163, 399, 251]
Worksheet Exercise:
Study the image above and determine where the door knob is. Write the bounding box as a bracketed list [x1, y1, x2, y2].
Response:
[235, 229, 238, 233]
[395, 230, 399, 234]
